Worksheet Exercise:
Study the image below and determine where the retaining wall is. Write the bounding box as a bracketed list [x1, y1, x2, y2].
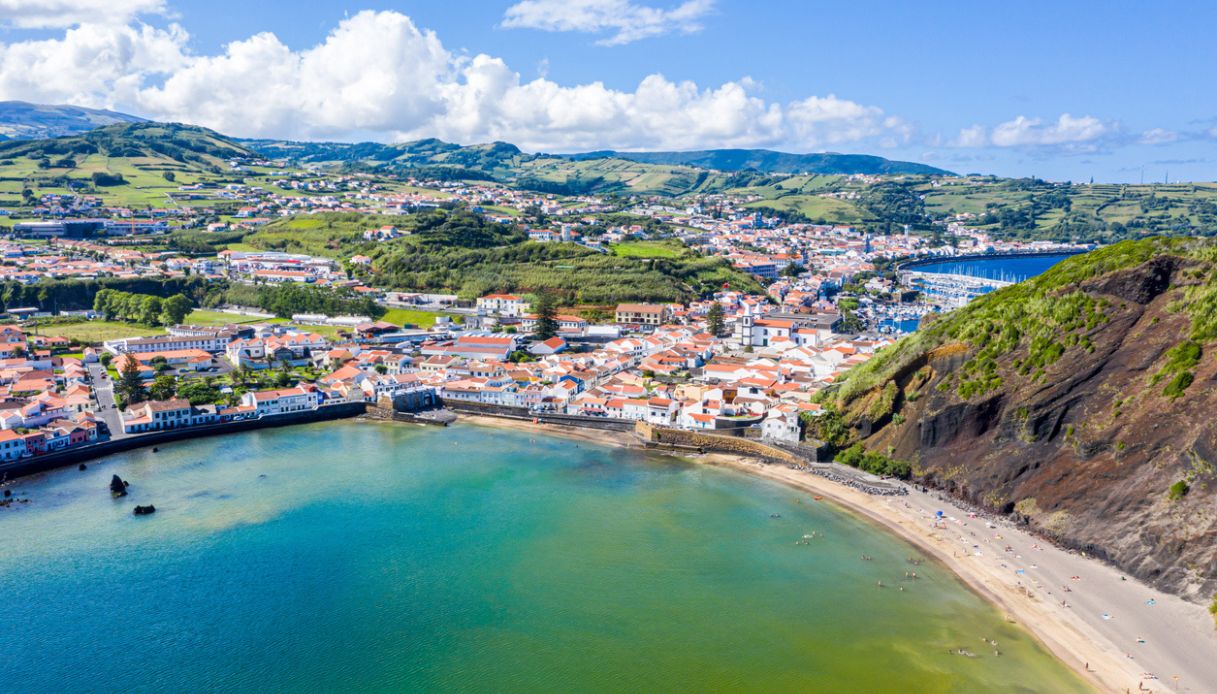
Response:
[442, 400, 635, 432]
[0, 402, 368, 480]
[634, 422, 804, 465]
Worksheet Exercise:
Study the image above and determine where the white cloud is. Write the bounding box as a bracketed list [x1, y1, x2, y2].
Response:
[0, 9, 910, 152]
[1139, 128, 1178, 145]
[953, 124, 988, 148]
[950, 114, 1113, 149]
[138, 11, 453, 140]
[0, 21, 186, 106]
[502, 0, 713, 46]
[786, 95, 912, 148]
[990, 114, 1110, 147]
[0, 0, 164, 28]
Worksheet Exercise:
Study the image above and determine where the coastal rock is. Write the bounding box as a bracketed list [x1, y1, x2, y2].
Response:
[109, 475, 128, 497]
[840, 248, 1217, 601]
[132, 505, 156, 516]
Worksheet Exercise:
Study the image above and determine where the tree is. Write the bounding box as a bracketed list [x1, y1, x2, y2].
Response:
[91, 171, 126, 187]
[115, 354, 147, 406]
[99, 352, 113, 368]
[706, 302, 725, 337]
[149, 374, 177, 401]
[160, 294, 192, 326]
[839, 310, 866, 334]
[533, 291, 559, 341]
[177, 380, 220, 406]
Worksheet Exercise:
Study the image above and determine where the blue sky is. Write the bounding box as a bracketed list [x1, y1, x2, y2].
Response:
[1, 0, 1214, 181]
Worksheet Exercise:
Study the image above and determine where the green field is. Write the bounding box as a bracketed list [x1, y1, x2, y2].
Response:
[184, 310, 350, 339]
[29, 320, 164, 344]
[742, 195, 864, 223]
[609, 240, 688, 258]
[182, 309, 265, 326]
[380, 308, 453, 328]
[245, 212, 409, 258]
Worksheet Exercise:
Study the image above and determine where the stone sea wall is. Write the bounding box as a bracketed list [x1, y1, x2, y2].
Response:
[0, 402, 368, 480]
[634, 422, 811, 464]
[442, 400, 636, 432]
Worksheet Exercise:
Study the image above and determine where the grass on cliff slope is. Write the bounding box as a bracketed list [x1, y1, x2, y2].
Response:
[836, 237, 1212, 405]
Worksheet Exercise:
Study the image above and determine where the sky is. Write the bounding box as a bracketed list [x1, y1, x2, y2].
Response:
[0, 0, 1214, 182]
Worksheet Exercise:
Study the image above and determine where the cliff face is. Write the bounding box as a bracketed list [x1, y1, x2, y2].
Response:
[837, 242, 1217, 600]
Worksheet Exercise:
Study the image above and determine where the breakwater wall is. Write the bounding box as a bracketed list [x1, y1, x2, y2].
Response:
[364, 405, 452, 426]
[634, 422, 812, 464]
[442, 400, 636, 432]
[635, 423, 904, 495]
[0, 402, 368, 481]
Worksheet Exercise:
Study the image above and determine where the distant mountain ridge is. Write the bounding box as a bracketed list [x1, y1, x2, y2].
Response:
[560, 148, 953, 176]
[0, 122, 253, 174]
[0, 101, 145, 140]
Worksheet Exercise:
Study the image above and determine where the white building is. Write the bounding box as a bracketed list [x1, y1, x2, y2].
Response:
[476, 294, 529, 316]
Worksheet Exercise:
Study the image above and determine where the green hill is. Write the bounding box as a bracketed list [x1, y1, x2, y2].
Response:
[0, 122, 252, 170]
[244, 210, 762, 303]
[824, 238, 1217, 600]
[243, 137, 945, 197]
[0, 122, 257, 208]
[561, 148, 952, 176]
[0, 101, 145, 140]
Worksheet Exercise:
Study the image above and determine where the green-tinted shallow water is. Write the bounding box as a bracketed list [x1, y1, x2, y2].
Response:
[0, 422, 1089, 693]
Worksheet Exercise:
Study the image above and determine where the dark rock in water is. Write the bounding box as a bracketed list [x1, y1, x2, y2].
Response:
[132, 505, 156, 516]
[110, 474, 128, 497]
[3, 489, 10, 497]
[78, 463, 87, 471]
[152, 447, 159, 453]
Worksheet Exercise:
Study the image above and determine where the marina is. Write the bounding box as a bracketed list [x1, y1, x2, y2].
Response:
[886, 252, 1081, 325]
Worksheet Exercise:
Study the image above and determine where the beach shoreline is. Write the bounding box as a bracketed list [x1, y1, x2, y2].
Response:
[458, 413, 1217, 693]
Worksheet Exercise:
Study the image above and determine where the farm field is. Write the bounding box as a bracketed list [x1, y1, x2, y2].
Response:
[29, 320, 164, 343]
[742, 194, 864, 222]
[609, 240, 688, 258]
[380, 308, 454, 328]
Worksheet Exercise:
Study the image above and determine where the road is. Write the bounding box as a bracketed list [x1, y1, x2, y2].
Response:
[86, 361, 128, 440]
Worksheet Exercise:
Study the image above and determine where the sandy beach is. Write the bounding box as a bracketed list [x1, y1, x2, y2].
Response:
[458, 414, 1217, 693]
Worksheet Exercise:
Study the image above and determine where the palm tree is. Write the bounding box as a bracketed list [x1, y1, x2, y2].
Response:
[236, 362, 252, 387]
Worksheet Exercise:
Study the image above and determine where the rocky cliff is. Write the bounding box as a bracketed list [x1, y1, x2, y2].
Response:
[830, 239, 1217, 601]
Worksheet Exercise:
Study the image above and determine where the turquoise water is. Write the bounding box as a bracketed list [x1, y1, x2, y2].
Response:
[0, 422, 1088, 692]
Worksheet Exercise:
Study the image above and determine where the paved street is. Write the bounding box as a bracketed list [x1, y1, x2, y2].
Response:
[86, 361, 128, 440]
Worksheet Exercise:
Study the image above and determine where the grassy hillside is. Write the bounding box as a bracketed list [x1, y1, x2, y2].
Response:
[821, 238, 1217, 599]
[245, 210, 762, 303]
[0, 122, 251, 170]
[914, 177, 1217, 242]
[836, 238, 1207, 404]
[244, 212, 423, 257]
[0, 122, 255, 209]
[561, 148, 952, 175]
[0, 101, 145, 140]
